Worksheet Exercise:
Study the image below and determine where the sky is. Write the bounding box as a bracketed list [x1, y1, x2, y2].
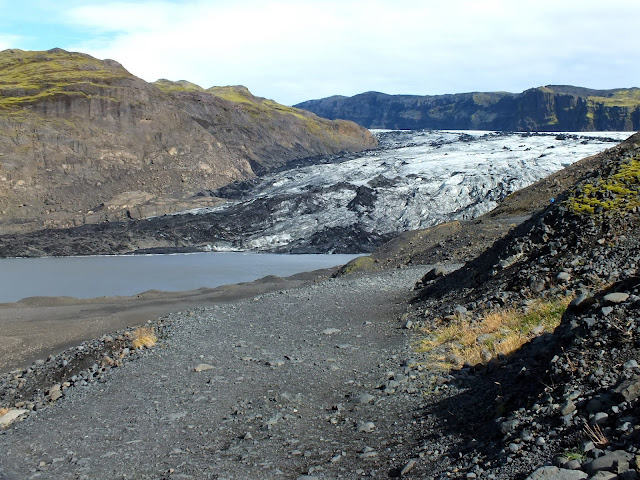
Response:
[1, 0, 639, 106]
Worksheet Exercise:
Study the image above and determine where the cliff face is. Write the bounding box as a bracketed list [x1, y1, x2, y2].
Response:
[295, 86, 640, 132]
[0, 49, 376, 234]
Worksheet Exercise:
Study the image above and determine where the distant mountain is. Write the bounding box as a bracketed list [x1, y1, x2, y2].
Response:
[0, 49, 376, 234]
[295, 86, 640, 132]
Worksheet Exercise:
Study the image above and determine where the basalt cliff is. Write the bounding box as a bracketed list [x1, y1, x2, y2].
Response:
[0, 48, 376, 234]
[295, 85, 640, 132]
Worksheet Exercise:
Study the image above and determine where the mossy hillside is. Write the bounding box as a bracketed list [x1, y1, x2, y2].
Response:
[586, 89, 640, 108]
[566, 156, 640, 214]
[153, 79, 206, 94]
[471, 92, 505, 107]
[209, 86, 310, 122]
[334, 256, 376, 276]
[0, 48, 131, 109]
[208, 86, 346, 145]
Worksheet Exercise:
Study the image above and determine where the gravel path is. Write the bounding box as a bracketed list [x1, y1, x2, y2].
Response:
[0, 266, 436, 480]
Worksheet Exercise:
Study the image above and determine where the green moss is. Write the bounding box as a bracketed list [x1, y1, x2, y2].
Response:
[154, 79, 205, 94]
[545, 113, 559, 125]
[517, 297, 568, 335]
[208, 85, 343, 145]
[565, 156, 640, 215]
[209, 86, 313, 121]
[335, 256, 376, 275]
[0, 48, 130, 109]
[208, 86, 255, 104]
[586, 89, 640, 108]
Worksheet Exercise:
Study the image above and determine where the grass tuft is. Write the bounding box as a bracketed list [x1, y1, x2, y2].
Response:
[583, 421, 609, 447]
[131, 326, 157, 350]
[417, 297, 570, 370]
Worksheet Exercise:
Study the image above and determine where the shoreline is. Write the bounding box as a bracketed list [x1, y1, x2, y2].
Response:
[0, 266, 338, 374]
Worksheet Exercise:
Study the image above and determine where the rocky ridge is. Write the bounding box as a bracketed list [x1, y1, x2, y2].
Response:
[0, 48, 376, 234]
[399, 131, 640, 478]
[295, 86, 640, 132]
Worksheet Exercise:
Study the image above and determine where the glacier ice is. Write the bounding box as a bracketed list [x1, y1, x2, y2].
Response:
[180, 130, 632, 253]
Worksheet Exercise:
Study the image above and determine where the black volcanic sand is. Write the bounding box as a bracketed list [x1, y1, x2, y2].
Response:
[0, 268, 336, 374]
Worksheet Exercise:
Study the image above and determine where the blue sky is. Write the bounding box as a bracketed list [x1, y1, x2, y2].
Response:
[1, 0, 639, 105]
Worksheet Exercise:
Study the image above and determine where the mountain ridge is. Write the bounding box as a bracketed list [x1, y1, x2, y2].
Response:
[295, 85, 640, 131]
[0, 48, 376, 234]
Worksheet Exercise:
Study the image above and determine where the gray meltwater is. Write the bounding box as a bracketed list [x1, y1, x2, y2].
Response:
[0, 252, 361, 303]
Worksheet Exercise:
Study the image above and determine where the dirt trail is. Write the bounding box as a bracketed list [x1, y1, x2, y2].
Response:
[0, 268, 335, 374]
[0, 266, 435, 479]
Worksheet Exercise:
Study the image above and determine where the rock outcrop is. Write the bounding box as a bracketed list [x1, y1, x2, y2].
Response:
[0, 48, 376, 234]
[295, 85, 640, 132]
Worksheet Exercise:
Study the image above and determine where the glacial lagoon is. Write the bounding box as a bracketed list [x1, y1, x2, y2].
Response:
[0, 252, 361, 303]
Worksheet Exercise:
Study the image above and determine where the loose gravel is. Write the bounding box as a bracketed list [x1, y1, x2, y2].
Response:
[0, 265, 442, 480]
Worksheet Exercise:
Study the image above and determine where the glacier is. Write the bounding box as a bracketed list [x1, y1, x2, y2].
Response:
[178, 130, 632, 253]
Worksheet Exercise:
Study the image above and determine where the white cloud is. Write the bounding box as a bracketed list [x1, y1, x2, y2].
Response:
[0, 34, 22, 51]
[59, 0, 640, 104]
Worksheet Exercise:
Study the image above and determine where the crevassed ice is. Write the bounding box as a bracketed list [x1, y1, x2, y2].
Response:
[178, 130, 633, 251]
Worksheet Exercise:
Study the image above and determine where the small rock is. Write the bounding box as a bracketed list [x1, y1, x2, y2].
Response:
[193, 364, 214, 372]
[564, 459, 582, 470]
[454, 305, 468, 316]
[101, 356, 115, 367]
[0, 409, 28, 427]
[586, 399, 604, 413]
[615, 376, 640, 402]
[557, 272, 571, 283]
[560, 400, 576, 416]
[592, 412, 609, 425]
[357, 421, 375, 433]
[48, 384, 63, 402]
[359, 451, 378, 459]
[570, 294, 594, 311]
[322, 328, 341, 335]
[589, 472, 618, 480]
[584, 450, 634, 475]
[420, 265, 446, 283]
[266, 360, 285, 367]
[352, 393, 375, 404]
[525, 466, 587, 480]
[400, 459, 417, 476]
[604, 292, 629, 304]
[501, 419, 520, 434]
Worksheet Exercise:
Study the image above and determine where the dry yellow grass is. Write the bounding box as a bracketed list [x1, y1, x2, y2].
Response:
[131, 327, 157, 350]
[418, 297, 571, 370]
